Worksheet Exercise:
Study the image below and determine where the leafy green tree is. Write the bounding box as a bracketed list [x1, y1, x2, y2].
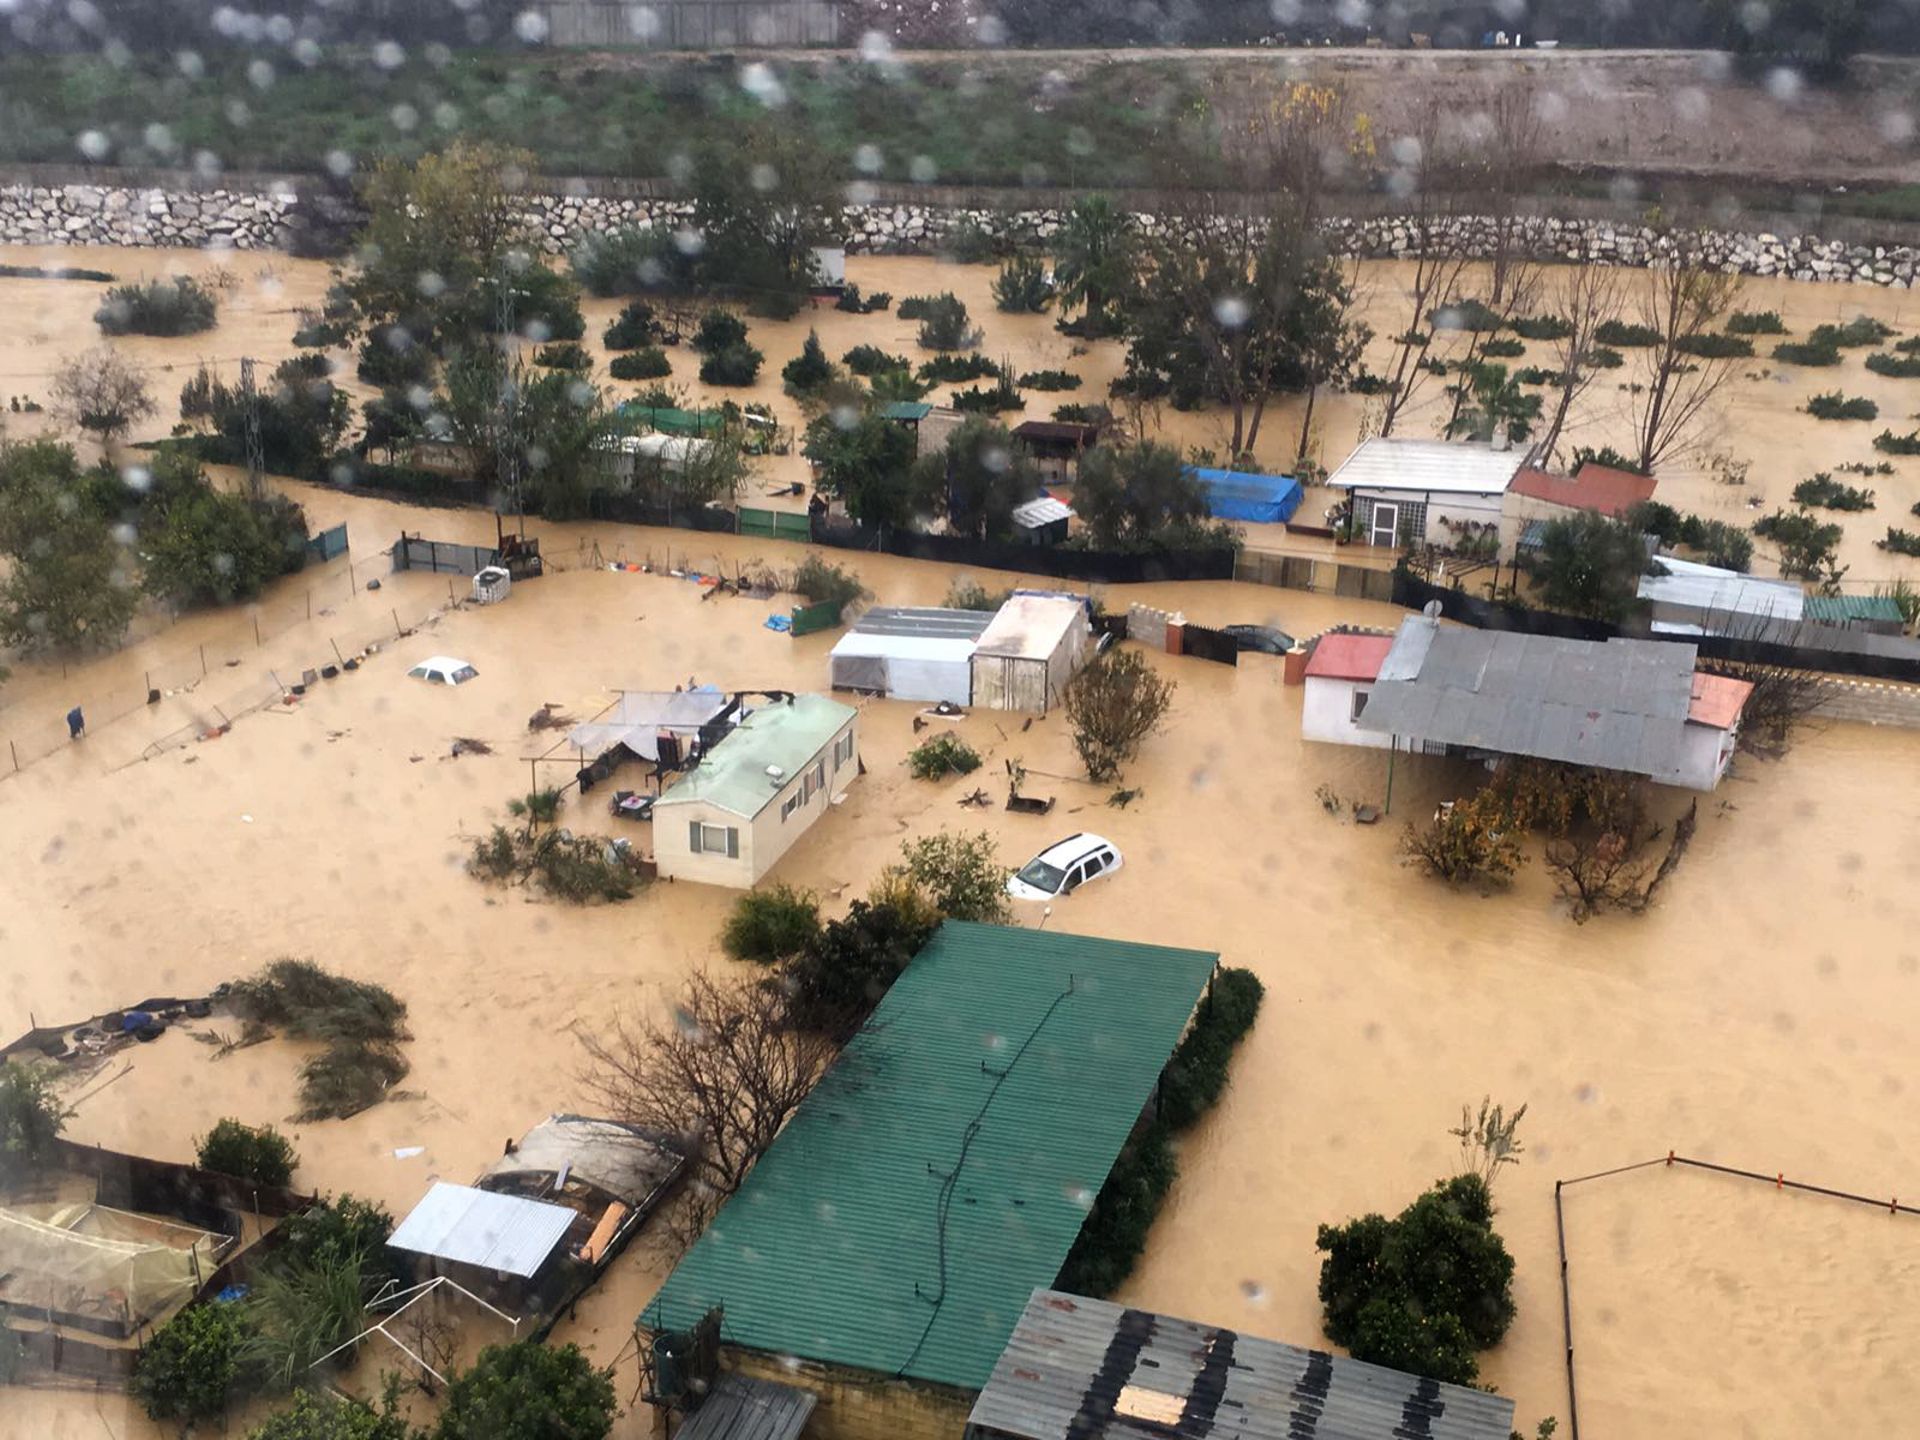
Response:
[802, 408, 928, 529]
[131, 1302, 250, 1422]
[915, 417, 1038, 541]
[436, 1342, 616, 1440]
[348, 140, 535, 360]
[0, 439, 137, 653]
[1069, 441, 1234, 552]
[436, 348, 617, 519]
[783, 894, 940, 1034]
[1755, 506, 1846, 584]
[1316, 1173, 1516, 1386]
[248, 1388, 419, 1440]
[1054, 195, 1134, 336]
[0, 1061, 66, 1184]
[690, 124, 842, 317]
[900, 830, 1010, 923]
[1444, 363, 1541, 445]
[196, 1118, 299, 1187]
[141, 466, 310, 607]
[1064, 649, 1175, 782]
[1528, 512, 1649, 624]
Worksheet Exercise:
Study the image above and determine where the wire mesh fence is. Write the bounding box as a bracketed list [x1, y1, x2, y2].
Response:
[0, 552, 461, 779]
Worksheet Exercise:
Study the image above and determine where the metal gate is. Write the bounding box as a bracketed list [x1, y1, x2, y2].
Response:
[1180, 623, 1240, 667]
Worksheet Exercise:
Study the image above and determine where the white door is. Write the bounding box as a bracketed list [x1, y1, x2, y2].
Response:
[1369, 501, 1400, 547]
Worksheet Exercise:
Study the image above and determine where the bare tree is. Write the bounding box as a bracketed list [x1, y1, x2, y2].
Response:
[1470, 81, 1547, 311]
[1378, 105, 1474, 438]
[49, 346, 156, 442]
[577, 970, 837, 1202]
[1631, 260, 1744, 475]
[1230, 77, 1368, 225]
[1538, 264, 1625, 466]
[1697, 656, 1829, 756]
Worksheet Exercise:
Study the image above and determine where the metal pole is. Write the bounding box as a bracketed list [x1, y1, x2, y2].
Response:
[392, 609, 402, 638]
[199, 644, 207, 678]
[1384, 735, 1396, 816]
[1555, 1180, 1579, 1440]
[306, 590, 312, 622]
[252, 615, 261, 647]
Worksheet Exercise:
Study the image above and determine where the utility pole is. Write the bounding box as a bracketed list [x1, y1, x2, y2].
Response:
[239, 357, 265, 500]
[494, 267, 522, 533]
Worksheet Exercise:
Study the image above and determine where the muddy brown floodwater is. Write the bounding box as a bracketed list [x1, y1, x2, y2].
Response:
[4, 249, 1920, 1439]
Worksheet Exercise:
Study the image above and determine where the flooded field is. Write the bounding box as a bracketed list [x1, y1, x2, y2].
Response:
[4, 248, 1920, 1437]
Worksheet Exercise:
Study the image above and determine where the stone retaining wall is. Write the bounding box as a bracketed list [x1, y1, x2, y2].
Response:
[7, 180, 1920, 288]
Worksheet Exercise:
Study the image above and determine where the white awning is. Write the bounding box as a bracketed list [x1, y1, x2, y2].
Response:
[388, 1183, 574, 1279]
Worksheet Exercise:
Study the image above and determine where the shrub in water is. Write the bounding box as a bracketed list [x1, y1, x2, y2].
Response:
[1018, 368, 1082, 391]
[907, 732, 983, 780]
[1478, 337, 1525, 358]
[792, 554, 869, 609]
[992, 256, 1056, 313]
[1514, 366, 1563, 386]
[1583, 345, 1625, 369]
[609, 348, 672, 380]
[950, 377, 1025, 414]
[844, 343, 910, 376]
[1879, 528, 1920, 556]
[1864, 351, 1920, 378]
[698, 344, 763, 386]
[1804, 391, 1878, 420]
[722, 884, 823, 964]
[910, 293, 981, 350]
[1157, 967, 1265, 1130]
[1727, 310, 1787, 335]
[781, 330, 837, 392]
[602, 301, 660, 351]
[1810, 316, 1893, 348]
[1875, 428, 1920, 455]
[1674, 332, 1754, 359]
[919, 352, 1000, 384]
[1594, 319, 1661, 347]
[1791, 472, 1875, 511]
[1509, 314, 1573, 341]
[1772, 339, 1842, 367]
[1432, 298, 1503, 332]
[534, 342, 591, 370]
[131, 1303, 248, 1421]
[196, 1118, 298, 1187]
[96, 276, 219, 336]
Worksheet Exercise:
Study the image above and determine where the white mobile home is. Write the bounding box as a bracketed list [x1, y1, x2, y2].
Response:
[970, 594, 1093, 714]
[1326, 438, 1525, 551]
[828, 607, 992, 706]
[652, 695, 859, 888]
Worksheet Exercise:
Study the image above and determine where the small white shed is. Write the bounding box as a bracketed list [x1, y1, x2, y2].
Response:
[829, 607, 992, 706]
[970, 593, 1093, 714]
[1326, 437, 1524, 551]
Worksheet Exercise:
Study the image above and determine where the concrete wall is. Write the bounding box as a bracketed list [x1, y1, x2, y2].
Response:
[1302, 676, 1393, 750]
[529, 0, 838, 48]
[1677, 719, 1740, 791]
[1127, 603, 1177, 652]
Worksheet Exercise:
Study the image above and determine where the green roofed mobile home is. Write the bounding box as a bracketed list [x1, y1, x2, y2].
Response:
[643, 921, 1219, 1439]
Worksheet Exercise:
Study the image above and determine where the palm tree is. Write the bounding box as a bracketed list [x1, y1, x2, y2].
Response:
[1053, 195, 1133, 337]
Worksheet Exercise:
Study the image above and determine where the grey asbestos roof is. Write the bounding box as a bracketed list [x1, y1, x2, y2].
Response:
[675, 1375, 817, 1440]
[968, 1290, 1514, 1440]
[1356, 616, 1704, 782]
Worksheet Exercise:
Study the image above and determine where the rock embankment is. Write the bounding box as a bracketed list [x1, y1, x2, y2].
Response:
[4, 182, 1916, 288]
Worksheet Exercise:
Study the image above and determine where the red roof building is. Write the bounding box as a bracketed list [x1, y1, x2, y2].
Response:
[1507, 461, 1657, 520]
[1304, 632, 1394, 682]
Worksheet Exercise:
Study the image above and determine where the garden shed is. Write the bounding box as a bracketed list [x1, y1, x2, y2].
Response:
[1184, 467, 1304, 523]
[970, 593, 1093, 714]
[829, 607, 992, 705]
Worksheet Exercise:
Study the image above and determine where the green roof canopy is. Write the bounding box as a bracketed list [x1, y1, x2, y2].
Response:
[879, 401, 933, 422]
[652, 695, 855, 819]
[644, 922, 1219, 1391]
[617, 403, 727, 437]
[1803, 593, 1905, 624]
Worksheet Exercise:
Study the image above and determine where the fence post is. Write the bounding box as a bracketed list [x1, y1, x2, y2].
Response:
[252, 615, 261, 647]
[392, 609, 402, 638]
[306, 590, 312, 622]
[199, 644, 207, 678]
[350, 558, 357, 593]
[9, 740, 16, 773]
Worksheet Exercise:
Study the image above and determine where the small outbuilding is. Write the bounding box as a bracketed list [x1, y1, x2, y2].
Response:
[1011, 494, 1073, 545]
[1326, 438, 1525, 549]
[1012, 419, 1100, 482]
[1300, 631, 1396, 750]
[829, 607, 993, 705]
[1185, 467, 1305, 524]
[970, 593, 1094, 714]
[966, 1289, 1516, 1440]
[1637, 556, 1805, 637]
[651, 694, 859, 887]
[1803, 592, 1907, 635]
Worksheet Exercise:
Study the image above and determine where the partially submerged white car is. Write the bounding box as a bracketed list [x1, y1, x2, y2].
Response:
[407, 655, 478, 686]
[1007, 833, 1124, 901]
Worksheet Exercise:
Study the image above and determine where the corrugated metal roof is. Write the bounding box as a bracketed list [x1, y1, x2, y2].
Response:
[1804, 593, 1905, 623]
[1013, 496, 1074, 529]
[969, 1290, 1514, 1440]
[652, 695, 855, 819]
[1356, 616, 1712, 782]
[846, 607, 995, 641]
[644, 922, 1220, 1392]
[676, 1375, 818, 1440]
[975, 595, 1088, 661]
[1325, 438, 1523, 496]
[1638, 556, 1805, 624]
[880, 401, 933, 422]
[388, 1182, 574, 1278]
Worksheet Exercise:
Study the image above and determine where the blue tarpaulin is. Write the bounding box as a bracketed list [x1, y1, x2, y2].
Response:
[1186, 468, 1304, 523]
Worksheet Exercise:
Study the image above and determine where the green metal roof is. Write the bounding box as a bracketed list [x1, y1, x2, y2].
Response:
[1804, 593, 1905, 623]
[652, 695, 855, 819]
[644, 922, 1219, 1391]
[879, 401, 933, 422]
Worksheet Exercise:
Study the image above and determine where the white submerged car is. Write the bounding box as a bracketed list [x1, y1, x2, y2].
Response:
[1007, 833, 1124, 901]
[407, 656, 479, 686]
